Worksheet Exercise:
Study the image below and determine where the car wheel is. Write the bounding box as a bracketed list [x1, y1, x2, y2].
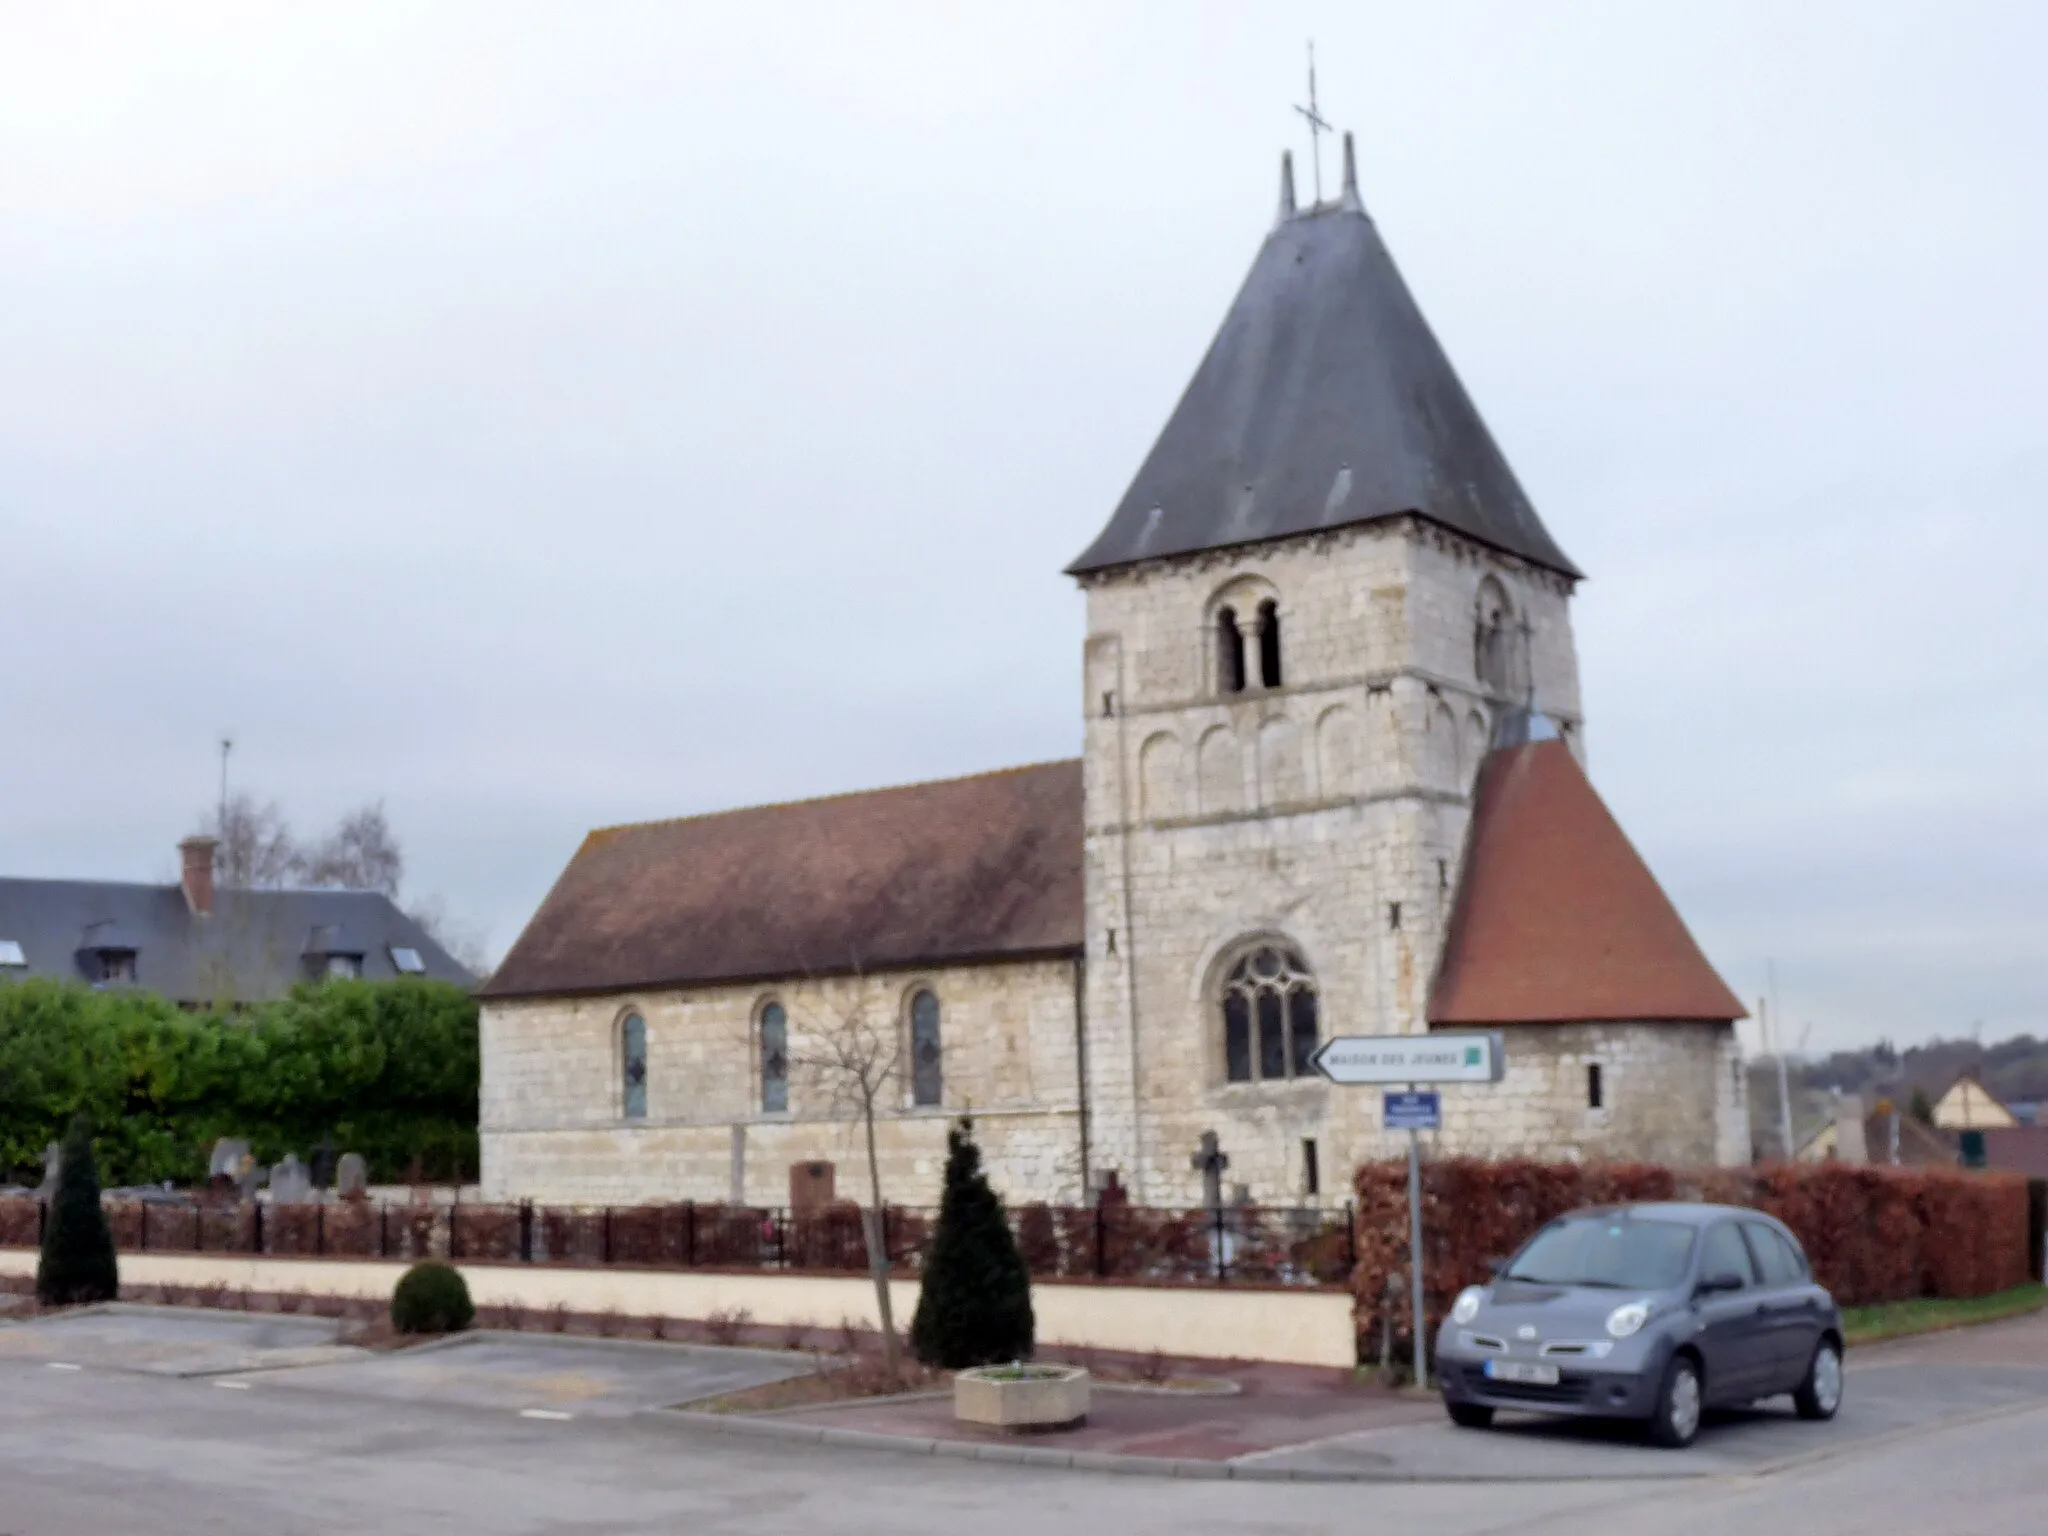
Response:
[1445, 1401, 1495, 1430]
[1792, 1339, 1843, 1421]
[1646, 1355, 1702, 1448]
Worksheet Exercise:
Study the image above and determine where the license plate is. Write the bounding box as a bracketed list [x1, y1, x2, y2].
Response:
[1483, 1359, 1561, 1385]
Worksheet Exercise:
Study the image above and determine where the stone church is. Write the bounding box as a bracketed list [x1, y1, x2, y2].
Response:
[479, 137, 1748, 1210]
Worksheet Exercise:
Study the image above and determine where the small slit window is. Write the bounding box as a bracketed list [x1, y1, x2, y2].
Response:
[1587, 1063, 1605, 1110]
[389, 945, 425, 975]
[1216, 605, 1247, 695]
[760, 1001, 789, 1113]
[1257, 599, 1282, 688]
[910, 989, 943, 1106]
[621, 1012, 648, 1120]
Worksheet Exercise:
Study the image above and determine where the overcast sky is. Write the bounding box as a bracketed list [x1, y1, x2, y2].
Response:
[3, 3, 2043, 1054]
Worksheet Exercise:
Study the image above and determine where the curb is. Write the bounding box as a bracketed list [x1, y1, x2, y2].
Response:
[647, 1406, 1719, 1483]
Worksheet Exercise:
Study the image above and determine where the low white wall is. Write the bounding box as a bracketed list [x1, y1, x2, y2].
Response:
[0, 1249, 1355, 1369]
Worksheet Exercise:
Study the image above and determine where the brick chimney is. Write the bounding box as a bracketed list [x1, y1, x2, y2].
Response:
[179, 835, 217, 916]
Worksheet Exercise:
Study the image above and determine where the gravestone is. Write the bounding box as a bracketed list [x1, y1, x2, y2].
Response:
[334, 1153, 368, 1199]
[36, 1141, 60, 1197]
[269, 1153, 313, 1205]
[208, 1138, 251, 1181]
[1190, 1130, 1230, 1213]
[310, 1134, 337, 1190]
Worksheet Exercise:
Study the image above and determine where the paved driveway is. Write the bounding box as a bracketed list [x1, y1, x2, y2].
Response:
[0, 1304, 351, 1376]
[257, 1331, 819, 1417]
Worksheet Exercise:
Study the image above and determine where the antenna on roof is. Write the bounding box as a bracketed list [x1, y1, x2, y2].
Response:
[1278, 150, 1297, 222]
[218, 735, 233, 836]
[1339, 130, 1361, 210]
[1293, 40, 1332, 202]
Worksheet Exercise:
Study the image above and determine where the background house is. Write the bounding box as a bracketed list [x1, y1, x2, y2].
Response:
[0, 836, 472, 1007]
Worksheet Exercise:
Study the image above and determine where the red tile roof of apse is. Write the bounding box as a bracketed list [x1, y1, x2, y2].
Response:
[479, 761, 1084, 1000]
[1429, 740, 1744, 1026]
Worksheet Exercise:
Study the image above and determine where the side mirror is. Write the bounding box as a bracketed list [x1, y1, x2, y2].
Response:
[1487, 1258, 1507, 1278]
[1696, 1270, 1745, 1296]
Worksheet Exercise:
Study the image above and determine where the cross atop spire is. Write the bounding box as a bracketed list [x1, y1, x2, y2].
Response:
[1293, 40, 1332, 202]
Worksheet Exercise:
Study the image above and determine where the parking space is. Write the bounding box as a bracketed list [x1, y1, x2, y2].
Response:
[253, 1331, 821, 1418]
[0, 1304, 352, 1376]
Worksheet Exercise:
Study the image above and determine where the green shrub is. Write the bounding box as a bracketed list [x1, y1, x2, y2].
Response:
[910, 1118, 1034, 1369]
[390, 1260, 474, 1335]
[36, 1115, 118, 1306]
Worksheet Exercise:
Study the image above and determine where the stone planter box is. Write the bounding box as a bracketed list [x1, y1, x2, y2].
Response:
[953, 1364, 1090, 1430]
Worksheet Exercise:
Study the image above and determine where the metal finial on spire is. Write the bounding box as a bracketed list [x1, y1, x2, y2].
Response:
[1293, 40, 1331, 202]
[1278, 150, 1297, 222]
[1340, 130, 1361, 209]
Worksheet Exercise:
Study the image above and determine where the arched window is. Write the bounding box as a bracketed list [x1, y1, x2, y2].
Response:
[620, 1012, 648, 1119]
[1216, 606, 1247, 695]
[759, 1000, 789, 1113]
[1474, 577, 1527, 699]
[1221, 943, 1318, 1083]
[1257, 599, 1282, 688]
[909, 988, 942, 1106]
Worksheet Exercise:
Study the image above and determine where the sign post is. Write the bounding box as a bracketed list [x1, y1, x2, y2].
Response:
[1311, 1033, 1504, 1389]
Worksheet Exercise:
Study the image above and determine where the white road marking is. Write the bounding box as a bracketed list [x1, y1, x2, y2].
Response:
[519, 1408, 574, 1421]
[214, 1380, 252, 1390]
[46, 1363, 81, 1372]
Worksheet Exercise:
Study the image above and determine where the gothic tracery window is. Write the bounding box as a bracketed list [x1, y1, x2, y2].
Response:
[910, 988, 942, 1106]
[759, 1000, 789, 1113]
[1221, 943, 1319, 1083]
[620, 1011, 648, 1120]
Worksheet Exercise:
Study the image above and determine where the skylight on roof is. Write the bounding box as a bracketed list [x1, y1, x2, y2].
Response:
[0, 940, 24, 967]
[390, 945, 425, 975]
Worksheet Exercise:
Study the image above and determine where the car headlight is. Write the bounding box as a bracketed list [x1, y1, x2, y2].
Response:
[1605, 1301, 1650, 1339]
[1451, 1286, 1485, 1325]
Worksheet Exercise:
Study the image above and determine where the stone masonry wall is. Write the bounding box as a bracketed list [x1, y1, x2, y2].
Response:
[481, 957, 1084, 1207]
[1076, 517, 1660, 1205]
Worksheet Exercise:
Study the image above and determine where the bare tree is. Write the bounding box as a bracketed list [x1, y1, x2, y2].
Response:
[205, 792, 305, 889]
[787, 984, 907, 1376]
[302, 801, 403, 898]
[405, 893, 493, 976]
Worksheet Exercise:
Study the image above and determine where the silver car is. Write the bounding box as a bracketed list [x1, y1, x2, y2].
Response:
[1434, 1202, 1844, 1448]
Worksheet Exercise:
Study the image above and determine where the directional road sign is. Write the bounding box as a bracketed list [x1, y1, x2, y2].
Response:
[1382, 1090, 1442, 1131]
[1309, 1033, 1505, 1086]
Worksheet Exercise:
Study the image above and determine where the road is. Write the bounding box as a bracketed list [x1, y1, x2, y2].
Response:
[1, 1312, 2045, 1533]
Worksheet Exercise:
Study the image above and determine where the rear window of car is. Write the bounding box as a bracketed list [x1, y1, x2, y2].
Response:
[1743, 1222, 1808, 1286]
[1504, 1216, 1696, 1290]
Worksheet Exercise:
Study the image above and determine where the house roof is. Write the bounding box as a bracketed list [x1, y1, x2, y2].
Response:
[0, 878, 473, 1004]
[479, 761, 1085, 1001]
[1068, 140, 1578, 580]
[1429, 741, 1744, 1025]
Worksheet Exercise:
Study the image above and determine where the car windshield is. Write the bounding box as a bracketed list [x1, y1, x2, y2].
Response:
[1504, 1216, 1696, 1290]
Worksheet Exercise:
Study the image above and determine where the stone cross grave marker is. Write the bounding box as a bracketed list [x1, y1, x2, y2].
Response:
[1190, 1130, 1230, 1213]
[270, 1153, 313, 1205]
[334, 1152, 368, 1199]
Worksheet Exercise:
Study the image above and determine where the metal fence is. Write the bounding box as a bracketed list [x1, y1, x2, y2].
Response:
[0, 1195, 1354, 1287]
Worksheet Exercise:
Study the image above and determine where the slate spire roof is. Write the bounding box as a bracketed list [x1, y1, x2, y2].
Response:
[1069, 133, 1579, 579]
[1429, 741, 1744, 1025]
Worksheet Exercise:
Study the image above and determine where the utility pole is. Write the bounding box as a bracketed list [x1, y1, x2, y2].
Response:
[1762, 959, 1795, 1160]
[218, 735, 234, 834]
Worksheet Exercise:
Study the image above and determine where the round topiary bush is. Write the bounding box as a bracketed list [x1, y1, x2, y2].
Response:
[390, 1260, 474, 1335]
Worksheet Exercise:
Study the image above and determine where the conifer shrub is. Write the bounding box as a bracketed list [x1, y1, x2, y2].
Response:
[910, 1118, 1034, 1369]
[36, 1115, 118, 1306]
[390, 1260, 474, 1335]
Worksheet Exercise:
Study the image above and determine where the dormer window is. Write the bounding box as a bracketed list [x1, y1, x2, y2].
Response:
[325, 953, 363, 980]
[95, 950, 137, 985]
[389, 946, 425, 975]
[0, 940, 24, 968]
[303, 924, 364, 982]
[77, 922, 138, 987]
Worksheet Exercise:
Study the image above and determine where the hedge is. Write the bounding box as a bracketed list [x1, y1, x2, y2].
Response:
[0, 976, 477, 1187]
[1353, 1158, 2032, 1351]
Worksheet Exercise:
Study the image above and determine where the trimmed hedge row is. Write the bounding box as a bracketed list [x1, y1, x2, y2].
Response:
[1352, 1158, 2031, 1350]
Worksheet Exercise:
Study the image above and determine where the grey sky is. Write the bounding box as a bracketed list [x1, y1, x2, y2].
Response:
[3, 3, 2043, 1054]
